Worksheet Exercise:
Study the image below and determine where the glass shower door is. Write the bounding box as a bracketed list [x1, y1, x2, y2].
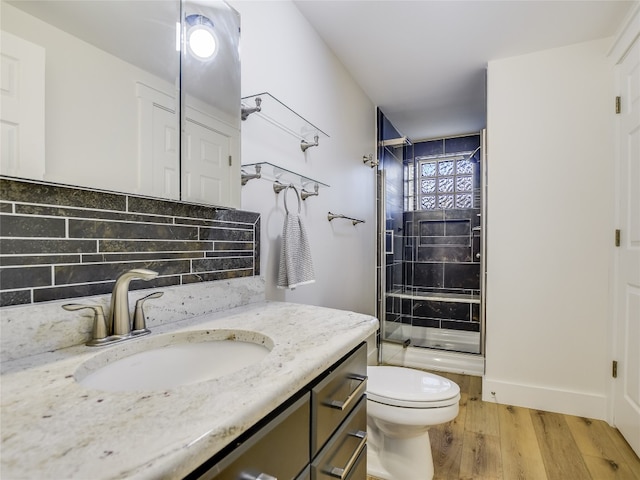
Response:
[376, 108, 486, 368]
[376, 109, 412, 358]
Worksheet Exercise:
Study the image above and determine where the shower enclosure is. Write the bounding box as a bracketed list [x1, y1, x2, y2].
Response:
[376, 109, 486, 375]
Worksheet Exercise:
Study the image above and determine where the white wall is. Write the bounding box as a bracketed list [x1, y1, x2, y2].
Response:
[484, 38, 615, 419]
[230, 1, 377, 315]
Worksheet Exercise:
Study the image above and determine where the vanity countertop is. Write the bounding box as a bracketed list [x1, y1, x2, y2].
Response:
[0, 301, 378, 480]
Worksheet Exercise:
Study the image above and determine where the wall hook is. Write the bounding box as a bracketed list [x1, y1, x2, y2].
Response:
[273, 181, 289, 194]
[301, 134, 319, 152]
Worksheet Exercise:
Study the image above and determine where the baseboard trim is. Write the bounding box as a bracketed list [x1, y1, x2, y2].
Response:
[482, 377, 608, 420]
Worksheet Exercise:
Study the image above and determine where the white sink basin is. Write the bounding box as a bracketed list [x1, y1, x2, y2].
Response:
[75, 329, 273, 392]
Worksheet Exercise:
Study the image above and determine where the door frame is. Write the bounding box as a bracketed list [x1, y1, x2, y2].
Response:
[607, 2, 640, 436]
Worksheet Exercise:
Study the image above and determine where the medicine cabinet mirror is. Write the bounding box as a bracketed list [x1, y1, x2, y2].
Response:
[0, 0, 241, 208]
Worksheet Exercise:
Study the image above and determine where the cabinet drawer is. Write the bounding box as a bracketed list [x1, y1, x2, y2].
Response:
[344, 445, 366, 480]
[196, 392, 311, 480]
[311, 395, 367, 480]
[311, 343, 367, 456]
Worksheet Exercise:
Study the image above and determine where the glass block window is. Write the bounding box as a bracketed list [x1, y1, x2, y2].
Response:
[414, 155, 474, 211]
[404, 163, 415, 211]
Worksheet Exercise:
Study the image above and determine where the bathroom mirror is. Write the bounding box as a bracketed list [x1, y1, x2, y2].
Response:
[0, 0, 241, 208]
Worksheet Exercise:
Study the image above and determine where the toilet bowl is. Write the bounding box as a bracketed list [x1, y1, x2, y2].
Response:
[366, 366, 460, 480]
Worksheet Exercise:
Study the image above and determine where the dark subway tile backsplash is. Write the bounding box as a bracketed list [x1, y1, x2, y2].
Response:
[200, 227, 254, 242]
[69, 219, 199, 241]
[0, 239, 97, 255]
[0, 290, 32, 306]
[99, 240, 213, 253]
[0, 215, 66, 238]
[15, 204, 173, 224]
[0, 266, 52, 289]
[0, 177, 260, 307]
[0, 178, 127, 210]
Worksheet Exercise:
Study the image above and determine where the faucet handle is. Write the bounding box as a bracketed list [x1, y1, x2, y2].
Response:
[132, 291, 164, 334]
[62, 304, 107, 344]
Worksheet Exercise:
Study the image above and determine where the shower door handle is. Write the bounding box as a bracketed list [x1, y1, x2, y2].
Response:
[385, 230, 394, 254]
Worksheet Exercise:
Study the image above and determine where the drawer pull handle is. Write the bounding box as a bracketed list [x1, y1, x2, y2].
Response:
[327, 374, 367, 411]
[240, 473, 277, 480]
[328, 430, 367, 479]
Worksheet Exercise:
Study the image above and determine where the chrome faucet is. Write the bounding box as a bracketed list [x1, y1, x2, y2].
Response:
[63, 268, 162, 346]
[109, 268, 158, 336]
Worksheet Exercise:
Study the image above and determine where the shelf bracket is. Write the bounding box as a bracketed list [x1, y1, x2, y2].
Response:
[363, 153, 378, 168]
[241, 164, 262, 185]
[241, 96, 262, 121]
[301, 134, 319, 152]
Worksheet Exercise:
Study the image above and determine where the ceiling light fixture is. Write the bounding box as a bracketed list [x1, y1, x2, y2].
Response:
[185, 14, 217, 61]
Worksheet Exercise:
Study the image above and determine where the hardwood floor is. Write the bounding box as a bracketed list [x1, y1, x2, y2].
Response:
[367, 372, 640, 480]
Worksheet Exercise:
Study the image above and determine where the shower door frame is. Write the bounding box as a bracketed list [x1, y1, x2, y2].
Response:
[376, 130, 488, 367]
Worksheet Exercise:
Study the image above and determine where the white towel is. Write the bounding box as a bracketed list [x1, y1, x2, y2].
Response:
[277, 187, 315, 289]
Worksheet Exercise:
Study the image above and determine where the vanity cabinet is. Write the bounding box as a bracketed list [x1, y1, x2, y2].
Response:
[311, 397, 367, 480]
[311, 343, 367, 457]
[193, 393, 311, 480]
[187, 342, 367, 480]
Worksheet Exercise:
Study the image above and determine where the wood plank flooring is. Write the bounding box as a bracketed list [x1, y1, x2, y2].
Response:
[367, 372, 640, 480]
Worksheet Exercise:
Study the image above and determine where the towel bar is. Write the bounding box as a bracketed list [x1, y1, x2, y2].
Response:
[327, 212, 365, 226]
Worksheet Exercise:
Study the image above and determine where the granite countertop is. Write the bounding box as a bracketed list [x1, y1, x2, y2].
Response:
[0, 301, 378, 480]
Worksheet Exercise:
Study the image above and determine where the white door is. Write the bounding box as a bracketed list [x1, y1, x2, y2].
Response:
[0, 31, 45, 179]
[613, 35, 640, 457]
[136, 83, 179, 199]
[151, 105, 179, 199]
[182, 105, 238, 206]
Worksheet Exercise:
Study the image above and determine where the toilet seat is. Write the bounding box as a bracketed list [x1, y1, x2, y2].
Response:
[367, 366, 460, 408]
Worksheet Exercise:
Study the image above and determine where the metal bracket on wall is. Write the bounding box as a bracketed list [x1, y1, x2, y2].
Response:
[363, 153, 378, 168]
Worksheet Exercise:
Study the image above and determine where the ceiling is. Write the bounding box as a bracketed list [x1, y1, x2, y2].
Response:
[294, 0, 636, 141]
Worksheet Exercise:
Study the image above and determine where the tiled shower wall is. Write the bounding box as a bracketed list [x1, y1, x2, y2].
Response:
[400, 208, 481, 333]
[0, 177, 260, 307]
[404, 208, 481, 296]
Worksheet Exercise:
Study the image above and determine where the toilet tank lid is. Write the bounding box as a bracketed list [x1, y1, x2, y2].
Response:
[367, 366, 460, 404]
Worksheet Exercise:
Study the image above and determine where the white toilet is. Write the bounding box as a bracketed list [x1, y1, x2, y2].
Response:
[366, 366, 461, 480]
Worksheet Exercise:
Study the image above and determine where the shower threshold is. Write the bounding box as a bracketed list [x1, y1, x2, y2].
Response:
[381, 338, 484, 376]
[386, 325, 480, 354]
